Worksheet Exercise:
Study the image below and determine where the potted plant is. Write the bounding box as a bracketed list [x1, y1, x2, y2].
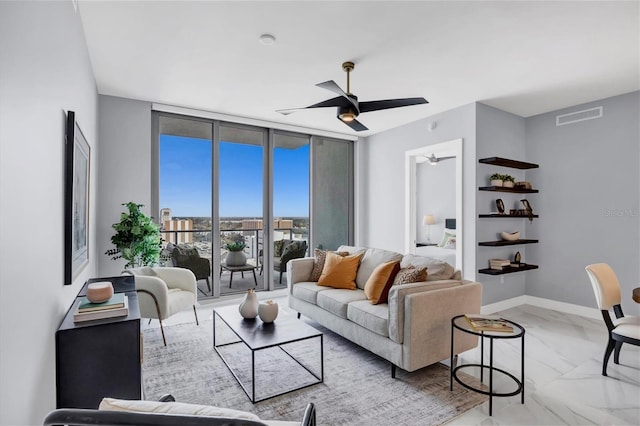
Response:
[503, 174, 516, 188]
[224, 237, 247, 266]
[490, 173, 503, 187]
[105, 202, 162, 268]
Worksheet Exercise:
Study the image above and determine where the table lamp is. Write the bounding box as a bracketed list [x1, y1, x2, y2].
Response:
[423, 215, 436, 243]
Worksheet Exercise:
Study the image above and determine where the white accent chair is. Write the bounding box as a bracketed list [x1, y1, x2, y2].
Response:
[585, 263, 640, 376]
[122, 267, 199, 346]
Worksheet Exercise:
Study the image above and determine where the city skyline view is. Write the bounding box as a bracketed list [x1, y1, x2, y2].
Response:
[159, 135, 310, 218]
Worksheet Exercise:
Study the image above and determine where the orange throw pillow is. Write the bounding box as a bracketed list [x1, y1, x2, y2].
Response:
[364, 261, 401, 304]
[317, 251, 364, 289]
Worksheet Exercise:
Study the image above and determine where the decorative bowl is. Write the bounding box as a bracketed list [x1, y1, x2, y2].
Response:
[500, 231, 520, 241]
[86, 281, 114, 303]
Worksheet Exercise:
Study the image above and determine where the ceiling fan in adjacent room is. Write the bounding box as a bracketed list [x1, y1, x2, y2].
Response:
[420, 153, 455, 165]
[277, 61, 428, 132]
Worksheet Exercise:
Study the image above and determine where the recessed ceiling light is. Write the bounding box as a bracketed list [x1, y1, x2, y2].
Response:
[259, 34, 276, 45]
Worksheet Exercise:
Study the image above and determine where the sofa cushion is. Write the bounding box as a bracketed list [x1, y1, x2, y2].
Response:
[291, 282, 330, 304]
[317, 252, 363, 289]
[393, 266, 428, 285]
[309, 249, 349, 282]
[347, 300, 390, 337]
[355, 248, 403, 290]
[364, 261, 401, 304]
[401, 254, 455, 281]
[99, 398, 262, 421]
[317, 289, 368, 318]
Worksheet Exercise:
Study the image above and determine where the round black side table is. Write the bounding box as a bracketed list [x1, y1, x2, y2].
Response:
[450, 314, 525, 416]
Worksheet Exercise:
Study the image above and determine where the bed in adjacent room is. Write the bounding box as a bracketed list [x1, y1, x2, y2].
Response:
[416, 218, 457, 266]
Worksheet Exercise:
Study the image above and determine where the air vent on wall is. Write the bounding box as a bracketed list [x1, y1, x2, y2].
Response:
[556, 106, 603, 126]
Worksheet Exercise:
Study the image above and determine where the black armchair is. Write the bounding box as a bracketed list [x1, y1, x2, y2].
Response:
[167, 243, 211, 293]
[274, 240, 308, 284]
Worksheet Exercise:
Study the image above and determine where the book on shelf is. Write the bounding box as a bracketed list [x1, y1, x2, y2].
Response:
[489, 259, 511, 270]
[464, 314, 514, 333]
[78, 293, 126, 313]
[74, 296, 129, 323]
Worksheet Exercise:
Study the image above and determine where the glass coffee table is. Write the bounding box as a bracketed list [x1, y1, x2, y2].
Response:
[213, 305, 323, 403]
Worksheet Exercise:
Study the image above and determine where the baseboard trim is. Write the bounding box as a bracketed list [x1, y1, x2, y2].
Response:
[482, 295, 600, 320]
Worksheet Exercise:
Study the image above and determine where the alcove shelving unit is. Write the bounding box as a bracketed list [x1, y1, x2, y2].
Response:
[478, 156, 539, 275]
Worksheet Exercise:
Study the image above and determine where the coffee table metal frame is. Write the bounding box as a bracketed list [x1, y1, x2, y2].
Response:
[450, 314, 525, 416]
[213, 306, 323, 403]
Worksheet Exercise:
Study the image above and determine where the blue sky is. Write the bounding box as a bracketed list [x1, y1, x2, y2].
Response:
[159, 135, 309, 217]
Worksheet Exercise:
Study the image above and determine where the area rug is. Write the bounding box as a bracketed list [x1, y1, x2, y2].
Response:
[142, 318, 486, 425]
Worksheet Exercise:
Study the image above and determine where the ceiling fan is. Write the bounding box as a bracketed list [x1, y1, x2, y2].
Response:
[421, 153, 455, 165]
[277, 61, 428, 132]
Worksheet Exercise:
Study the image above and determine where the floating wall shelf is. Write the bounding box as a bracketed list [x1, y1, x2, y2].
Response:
[479, 186, 539, 194]
[478, 239, 539, 247]
[479, 264, 539, 275]
[478, 214, 539, 219]
[479, 157, 539, 169]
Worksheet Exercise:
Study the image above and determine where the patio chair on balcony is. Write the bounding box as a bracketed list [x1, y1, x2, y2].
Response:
[166, 243, 211, 294]
[259, 240, 307, 284]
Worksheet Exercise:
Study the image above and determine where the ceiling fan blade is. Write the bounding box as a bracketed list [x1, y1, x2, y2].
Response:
[339, 117, 368, 132]
[316, 80, 359, 111]
[359, 97, 428, 113]
[276, 96, 353, 115]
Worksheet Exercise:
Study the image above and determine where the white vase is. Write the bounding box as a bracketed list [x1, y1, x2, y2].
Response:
[226, 251, 247, 266]
[503, 181, 514, 188]
[239, 289, 258, 319]
[490, 179, 503, 187]
[258, 300, 279, 323]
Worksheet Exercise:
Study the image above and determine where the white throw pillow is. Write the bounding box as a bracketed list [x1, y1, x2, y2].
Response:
[438, 230, 456, 247]
[99, 398, 261, 421]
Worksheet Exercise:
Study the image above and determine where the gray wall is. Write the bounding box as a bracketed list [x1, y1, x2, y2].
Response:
[525, 91, 640, 316]
[97, 95, 152, 277]
[475, 103, 528, 304]
[356, 103, 477, 278]
[0, 2, 98, 424]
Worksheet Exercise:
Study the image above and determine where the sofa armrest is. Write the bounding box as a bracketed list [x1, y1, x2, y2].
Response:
[388, 279, 473, 344]
[286, 258, 315, 293]
[402, 282, 482, 370]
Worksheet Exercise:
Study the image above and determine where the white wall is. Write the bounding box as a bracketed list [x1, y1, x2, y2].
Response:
[97, 95, 152, 277]
[416, 160, 456, 243]
[356, 103, 477, 278]
[0, 2, 98, 424]
[525, 91, 640, 316]
[475, 103, 528, 304]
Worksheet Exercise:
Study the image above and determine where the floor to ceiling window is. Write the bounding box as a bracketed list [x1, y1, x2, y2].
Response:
[153, 111, 352, 299]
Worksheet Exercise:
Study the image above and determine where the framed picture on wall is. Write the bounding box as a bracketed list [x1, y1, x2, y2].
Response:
[64, 111, 90, 284]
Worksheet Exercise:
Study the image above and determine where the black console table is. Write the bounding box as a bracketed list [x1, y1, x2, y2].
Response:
[56, 276, 142, 409]
[449, 314, 525, 416]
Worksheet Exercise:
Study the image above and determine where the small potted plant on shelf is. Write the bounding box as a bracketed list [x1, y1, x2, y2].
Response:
[502, 174, 516, 188]
[490, 173, 503, 187]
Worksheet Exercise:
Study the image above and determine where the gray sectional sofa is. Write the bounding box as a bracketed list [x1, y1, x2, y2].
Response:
[287, 245, 482, 376]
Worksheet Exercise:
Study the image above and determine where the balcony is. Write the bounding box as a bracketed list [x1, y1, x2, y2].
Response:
[160, 226, 308, 298]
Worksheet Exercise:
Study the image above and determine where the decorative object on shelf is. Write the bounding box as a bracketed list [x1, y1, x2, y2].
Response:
[64, 111, 91, 285]
[85, 281, 114, 303]
[225, 240, 247, 266]
[502, 174, 515, 188]
[515, 181, 532, 190]
[258, 300, 279, 323]
[500, 231, 520, 241]
[490, 173, 503, 187]
[239, 288, 259, 319]
[514, 251, 521, 263]
[520, 199, 534, 222]
[423, 214, 436, 243]
[496, 199, 505, 214]
[105, 202, 162, 268]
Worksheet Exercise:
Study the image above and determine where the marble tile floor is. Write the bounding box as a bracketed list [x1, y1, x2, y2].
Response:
[143, 297, 640, 425]
[447, 304, 640, 425]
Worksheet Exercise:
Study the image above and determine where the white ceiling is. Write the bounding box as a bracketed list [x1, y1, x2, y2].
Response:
[78, 1, 639, 137]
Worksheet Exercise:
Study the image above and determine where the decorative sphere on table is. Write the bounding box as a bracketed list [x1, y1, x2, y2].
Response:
[239, 288, 259, 319]
[258, 300, 279, 323]
[86, 281, 114, 303]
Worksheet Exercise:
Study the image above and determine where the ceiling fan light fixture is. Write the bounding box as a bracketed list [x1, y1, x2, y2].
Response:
[339, 111, 356, 122]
